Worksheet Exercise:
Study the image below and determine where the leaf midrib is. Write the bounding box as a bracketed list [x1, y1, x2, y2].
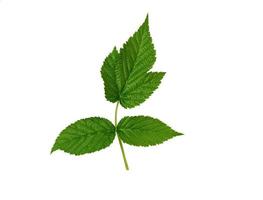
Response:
[119, 28, 147, 96]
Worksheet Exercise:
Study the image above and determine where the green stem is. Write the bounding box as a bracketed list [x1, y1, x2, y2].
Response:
[115, 102, 129, 170]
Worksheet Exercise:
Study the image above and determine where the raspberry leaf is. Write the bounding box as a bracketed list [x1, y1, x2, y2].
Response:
[101, 47, 119, 103]
[117, 116, 183, 146]
[101, 15, 165, 109]
[120, 72, 165, 108]
[51, 117, 115, 155]
[51, 15, 183, 170]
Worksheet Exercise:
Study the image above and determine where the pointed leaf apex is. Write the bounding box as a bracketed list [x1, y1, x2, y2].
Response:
[177, 132, 184, 136]
[144, 14, 149, 24]
[50, 145, 57, 154]
[117, 116, 183, 146]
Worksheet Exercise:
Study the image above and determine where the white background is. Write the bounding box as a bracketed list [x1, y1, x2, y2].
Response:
[0, 0, 262, 199]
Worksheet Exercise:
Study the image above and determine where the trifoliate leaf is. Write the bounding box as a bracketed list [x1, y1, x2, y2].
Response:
[101, 47, 119, 102]
[51, 14, 183, 170]
[51, 117, 116, 155]
[117, 116, 183, 146]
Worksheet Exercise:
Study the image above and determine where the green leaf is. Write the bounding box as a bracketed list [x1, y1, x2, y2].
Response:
[51, 117, 116, 155]
[120, 72, 165, 108]
[115, 15, 164, 108]
[117, 116, 183, 146]
[101, 47, 119, 102]
[115, 15, 156, 91]
[100, 15, 165, 109]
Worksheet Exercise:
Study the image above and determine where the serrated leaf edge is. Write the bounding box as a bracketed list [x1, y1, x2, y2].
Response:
[117, 115, 183, 147]
[51, 117, 116, 156]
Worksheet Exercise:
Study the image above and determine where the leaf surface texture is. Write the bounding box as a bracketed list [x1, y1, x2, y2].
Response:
[117, 116, 183, 146]
[101, 15, 165, 108]
[51, 117, 115, 155]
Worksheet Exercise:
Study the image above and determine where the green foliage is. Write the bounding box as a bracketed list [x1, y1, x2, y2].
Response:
[117, 116, 182, 146]
[51, 117, 115, 155]
[51, 15, 183, 170]
[101, 47, 119, 103]
[101, 15, 164, 108]
[120, 72, 165, 108]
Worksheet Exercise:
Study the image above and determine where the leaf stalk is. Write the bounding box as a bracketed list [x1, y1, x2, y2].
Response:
[115, 102, 129, 170]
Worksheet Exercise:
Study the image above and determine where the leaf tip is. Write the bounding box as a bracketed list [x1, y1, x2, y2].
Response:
[160, 71, 166, 78]
[50, 145, 57, 154]
[175, 132, 184, 136]
[144, 14, 149, 25]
